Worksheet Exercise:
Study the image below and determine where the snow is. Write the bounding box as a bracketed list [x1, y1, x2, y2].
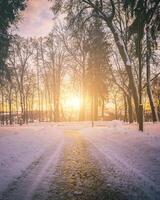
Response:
[80, 121, 160, 199]
[0, 121, 160, 199]
[126, 60, 131, 66]
[114, 30, 131, 67]
[0, 124, 64, 194]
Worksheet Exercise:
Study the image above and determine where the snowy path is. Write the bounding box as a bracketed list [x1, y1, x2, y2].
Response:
[81, 121, 160, 200]
[0, 121, 160, 200]
[0, 124, 64, 200]
[46, 129, 125, 200]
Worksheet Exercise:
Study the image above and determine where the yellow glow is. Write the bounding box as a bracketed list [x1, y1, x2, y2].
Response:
[66, 96, 81, 110]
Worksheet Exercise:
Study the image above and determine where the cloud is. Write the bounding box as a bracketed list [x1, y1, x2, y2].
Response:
[15, 0, 54, 37]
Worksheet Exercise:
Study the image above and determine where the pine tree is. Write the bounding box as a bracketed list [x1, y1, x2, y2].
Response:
[86, 18, 110, 121]
[0, 0, 27, 78]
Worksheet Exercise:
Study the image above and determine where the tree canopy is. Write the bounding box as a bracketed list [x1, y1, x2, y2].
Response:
[0, 0, 27, 79]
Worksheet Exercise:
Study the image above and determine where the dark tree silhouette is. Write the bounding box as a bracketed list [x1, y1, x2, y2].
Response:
[0, 0, 27, 78]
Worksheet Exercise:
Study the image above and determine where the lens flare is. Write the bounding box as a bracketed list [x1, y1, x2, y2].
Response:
[66, 96, 81, 110]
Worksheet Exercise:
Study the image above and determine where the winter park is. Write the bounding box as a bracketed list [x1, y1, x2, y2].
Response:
[0, 0, 160, 200]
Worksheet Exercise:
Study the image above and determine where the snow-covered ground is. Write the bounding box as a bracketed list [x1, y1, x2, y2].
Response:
[0, 121, 160, 199]
[0, 123, 64, 199]
[81, 121, 160, 199]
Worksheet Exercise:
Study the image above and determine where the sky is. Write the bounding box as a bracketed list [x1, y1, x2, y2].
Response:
[15, 0, 54, 37]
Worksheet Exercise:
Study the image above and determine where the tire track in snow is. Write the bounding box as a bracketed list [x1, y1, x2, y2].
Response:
[47, 130, 125, 200]
[84, 137, 160, 200]
[0, 137, 64, 200]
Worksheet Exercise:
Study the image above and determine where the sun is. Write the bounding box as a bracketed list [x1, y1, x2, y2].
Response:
[66, 96, 81, 110]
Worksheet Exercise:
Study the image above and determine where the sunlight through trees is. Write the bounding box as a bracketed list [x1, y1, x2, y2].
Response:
[0, 0, 160, 130]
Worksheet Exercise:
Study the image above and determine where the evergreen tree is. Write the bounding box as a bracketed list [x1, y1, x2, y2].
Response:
[0, 0, 27, 78]
[86, 18, 110, 120]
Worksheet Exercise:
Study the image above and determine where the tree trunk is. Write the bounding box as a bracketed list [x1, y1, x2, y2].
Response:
[79, 67, 86, 121]
[146, 27, 159, 122]
[15, 92, 19, 123]
[54, 97, 60, 122]
[9, 89, 12, 125]
[91, 94, 94, 127]
[127, 95, 133, 123]
[106, 21, 139, 120]
[44, 87, 48, 121]
[20, 90, 24, 124]
[137, 18, 144, 131]
[25, 96, 29, 124]
[101, 98, 105, 120]
[5, 97, 8, 125]
[124, 94, 128, 122]
[79, 89, 85, 121]
[93, 93, 98, 121]
[114, 94, 118, 120]
[1, 89, 5, 125]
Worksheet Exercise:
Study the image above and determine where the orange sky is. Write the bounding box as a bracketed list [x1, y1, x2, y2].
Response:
[15, 0, 54, 37]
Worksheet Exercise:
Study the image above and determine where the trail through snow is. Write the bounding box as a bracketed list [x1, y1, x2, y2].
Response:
[0, 121, 160, 200]
[80, 121, 160, 200]
[0, 124, 64, 200]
